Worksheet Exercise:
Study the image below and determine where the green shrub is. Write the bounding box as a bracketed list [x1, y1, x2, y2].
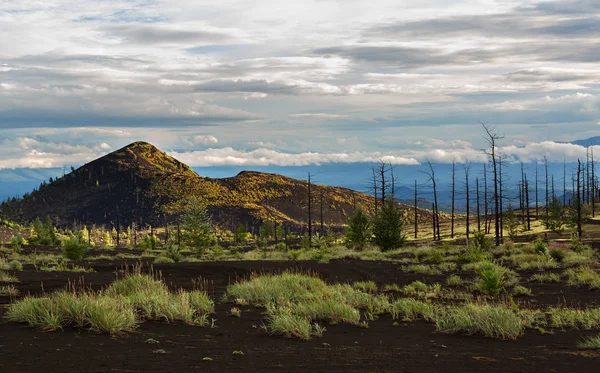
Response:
[435, 302, 524, 340]
[568, 233, 590, 253]
[288, 249, 302, 261]
[265, 308, 322, 340]
[28, 217, 60, 247]
[153, 256, 175, 264]
[61, 238, 89, 260]
[345, 207, 371, 250]
[372, 198, 405, 251]
[532, 237, 548, 256]
[165, 244, 183, 262]
[352, 281, 377, 292]
[530, 273, 561, 283]
[471, 230, 492, 252]
[446, 275, 462, 286]
[8, 260, 23, 271]
[0, 284, 19, 296]
[564, 266, 600, 289]
[137, 235, 158, 251]
[390, 299, 435, 321]
[9, 234, 25, 253]
[383, 283, 402, 292]
[475, 261, 506, 296]
[578, 334, 600, 349]
[512, 285, 531, 296]
[549, 248, 566, 263]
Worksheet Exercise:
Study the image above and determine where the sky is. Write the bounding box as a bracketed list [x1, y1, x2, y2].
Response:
[1, 0, 600, 173]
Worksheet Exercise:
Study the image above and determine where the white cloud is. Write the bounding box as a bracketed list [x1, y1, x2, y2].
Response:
[191, 135, 219, 145]
[289, 113, 347, 119]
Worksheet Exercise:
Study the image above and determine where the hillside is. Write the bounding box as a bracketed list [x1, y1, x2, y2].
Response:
[0, 142, 435, 230]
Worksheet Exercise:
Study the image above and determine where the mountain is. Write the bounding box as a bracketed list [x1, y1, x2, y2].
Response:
[568, 136, 600, 147]
[0, 142, 434, 230]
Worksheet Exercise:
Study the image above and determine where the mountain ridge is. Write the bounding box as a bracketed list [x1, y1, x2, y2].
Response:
[1, 141, 434, 230]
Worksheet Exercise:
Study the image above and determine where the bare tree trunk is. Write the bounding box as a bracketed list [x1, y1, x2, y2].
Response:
[476, 176, 481, 232]
[525, 174, 531, 231]
[372, 167, 378, 215]
[545, 156, 549, 218]
[592, 148, 596, 217]
[308, 172, 312, 247]
[499, 157, 504, 242]
[536, 162, 539, 219]
[451, 160, 455, 239]
[586, 146, 590, 204]
[414, 180, 418, 239]
[563, 160, 567, 207]
[320, 189, 324, 235]
[577, 159, 582, 239]
[426, 161, 441, 241]
[465, 165, 471, 241]
[379, 161, 386, 207]
[484, 163, 489, 233]
[431, 203, 436, 238]
[482, 124, 503, 246]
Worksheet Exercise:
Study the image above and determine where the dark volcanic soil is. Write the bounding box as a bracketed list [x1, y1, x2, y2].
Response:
[1, 260, 599, 373]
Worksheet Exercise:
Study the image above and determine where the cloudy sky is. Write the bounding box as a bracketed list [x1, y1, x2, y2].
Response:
[1, 0, 600, 170]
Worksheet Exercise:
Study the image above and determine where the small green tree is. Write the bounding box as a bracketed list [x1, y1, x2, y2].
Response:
[260, 220, 274, 243]
[541, 196, 567, 234]
[61, 238, 89, 260]
[372, 198, 405, 251]
[234, 224, 248, 243]
[181, 196, 212, 256]
[565, 197, 591, 232]
[103, 230, 113, 247]
[345, 206, 371, 250]
[29, 217, 60, 246]
[503, 204, 520, 240]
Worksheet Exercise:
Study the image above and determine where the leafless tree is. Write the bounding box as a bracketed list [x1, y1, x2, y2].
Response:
[451, 160, 456, 238]
[482, 123, 504, 246]
[424, 160, 441, 241]
[464, 163, 472, 241]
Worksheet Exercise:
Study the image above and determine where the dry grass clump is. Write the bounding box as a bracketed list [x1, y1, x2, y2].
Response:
[5, 268, 214, 334]
[224, 272, 389, 339]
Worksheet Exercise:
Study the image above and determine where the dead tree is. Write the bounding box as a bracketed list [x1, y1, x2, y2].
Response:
[476, 176, 481, 232]
[484, 163, 490, 234]
[319, 188, 324, 235]
[371, 166, 378, 215]
[451, 160, 456, 239]
[563, 160, 567, 207]
[535, 162, 540, 219]
[425, 160, 441, 241]
[379, 160, 387, 207]
[464, 164, 472, 241]
[414, 180, 418, 239]
[525, 174, 531, 231]
[499, 156, 504, 241]
[544, 156, 549, 219]
[307, 172, 312, 247]
[482, 123, 504, 246]
[592, 147, 596, 217]
[577, 159, 582, 239]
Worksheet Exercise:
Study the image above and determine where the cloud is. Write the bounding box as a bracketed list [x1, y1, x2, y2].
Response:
[105, 24, 234, 45]
[2, 0, 600, 160]
[289, 113, 347, 119]
[168, 147, 420, 167]
[191, 135, 219, 145]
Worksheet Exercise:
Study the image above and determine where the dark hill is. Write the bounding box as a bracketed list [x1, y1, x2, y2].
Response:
[0, 142, 434, 230]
